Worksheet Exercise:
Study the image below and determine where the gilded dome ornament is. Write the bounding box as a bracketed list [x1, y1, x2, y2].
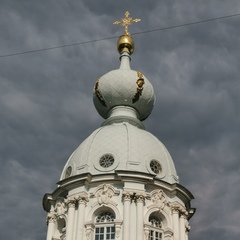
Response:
[113, 11, 141, 36]
[94, 79, 106, 107]
[133, 71, 145, 103]
[113, 11, 141, 54]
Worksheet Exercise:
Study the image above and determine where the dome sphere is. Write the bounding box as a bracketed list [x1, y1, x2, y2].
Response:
[93, 68, 155, 121]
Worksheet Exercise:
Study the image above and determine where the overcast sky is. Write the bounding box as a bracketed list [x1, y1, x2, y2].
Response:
[0, 1, 240, 239]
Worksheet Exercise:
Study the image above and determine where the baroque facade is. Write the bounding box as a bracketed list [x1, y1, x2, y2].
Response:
[43, 12, 195, 240]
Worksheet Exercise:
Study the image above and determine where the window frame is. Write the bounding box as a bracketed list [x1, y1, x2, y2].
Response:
[147, 214, 163, 240]
[94, 211, 116, 240]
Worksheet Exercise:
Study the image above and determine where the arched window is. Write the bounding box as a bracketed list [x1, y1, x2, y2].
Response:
[95, 211, 115, 240]
[148, 215, 162, 240]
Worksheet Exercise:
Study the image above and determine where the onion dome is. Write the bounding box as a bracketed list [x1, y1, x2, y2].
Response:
[93, 35, 155, 121]
[93, 11, 155, 121]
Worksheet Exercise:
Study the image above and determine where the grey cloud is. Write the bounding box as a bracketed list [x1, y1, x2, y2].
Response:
[0, 1, 240, 240]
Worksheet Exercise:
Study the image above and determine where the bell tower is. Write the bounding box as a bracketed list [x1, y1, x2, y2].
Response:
[43, 11, 195, 240]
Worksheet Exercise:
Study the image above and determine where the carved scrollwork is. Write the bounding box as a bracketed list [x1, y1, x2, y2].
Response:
[132, 71, 145, 103]
[96, 184, 116, 205]
[97, 184, 114, 205]
[91, 184, 119, 207]
[143, 227, 150, 240]
[122, 191, 132, 202]
[122, 191, 145, 203]
[60, 233, 66, 240]
[147, 189, 170, 212]
[185, 220, 191, 232]
[55, 197, 67, 217]
[152, 190, 168, 211]
[66, 197, 77, 208]
[85, 224, 94, 240]
[46, 211, 57, 224]
[171, 202, 181, 213]
[115, 223, 121, 238]
[86, 229, 91, 240]
[135, 193, 145, 203]
[76, 192, 89, 205]
[171, 202, 188, 216]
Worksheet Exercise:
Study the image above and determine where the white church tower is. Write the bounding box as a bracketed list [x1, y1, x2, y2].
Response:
[43, 11, 195, 240]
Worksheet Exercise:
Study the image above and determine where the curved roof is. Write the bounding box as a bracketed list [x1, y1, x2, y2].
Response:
[93, 52, 155, 121]
[60, 120, 178, 184]
[60, 41, 178, 184]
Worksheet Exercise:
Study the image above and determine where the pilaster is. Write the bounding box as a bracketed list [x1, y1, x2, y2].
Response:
[122, 192, 133, 240]
[46, 212, 57, 240]
[66, 198, 77, 240]
[75, 193, 89, 240]
[135, 193, 145, 240]
[171, 202, 189, 240]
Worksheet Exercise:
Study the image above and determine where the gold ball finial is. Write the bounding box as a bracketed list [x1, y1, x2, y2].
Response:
[117, 35, 134, 55]
[113, 11, 141, 55]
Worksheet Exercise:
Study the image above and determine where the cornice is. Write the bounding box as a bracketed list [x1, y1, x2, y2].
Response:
[43, 171, 195, 215]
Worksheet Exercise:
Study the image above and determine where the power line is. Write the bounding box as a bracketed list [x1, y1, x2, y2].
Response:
[1, 12, 240, 59]
[132, 12, 240, 35]
[0, 36, 119, 58]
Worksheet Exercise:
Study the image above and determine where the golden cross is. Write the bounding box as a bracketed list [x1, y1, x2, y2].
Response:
[113, 11, 141, 36]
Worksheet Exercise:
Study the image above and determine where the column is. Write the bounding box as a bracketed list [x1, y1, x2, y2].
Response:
[46, 212, 57, 240]
[123, 192, 132, 240]
[75, 194, 88, 240]
[66, 198, 76, 240]
[179, 214, 186, 240]
[136, 194, 145, 240]
[172, 205, 180, 240]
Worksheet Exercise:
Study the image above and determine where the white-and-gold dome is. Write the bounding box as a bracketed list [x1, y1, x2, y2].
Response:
[60, 30, 178, 184]
[93, 50, 155, 121]
[60, 119, 178, 184]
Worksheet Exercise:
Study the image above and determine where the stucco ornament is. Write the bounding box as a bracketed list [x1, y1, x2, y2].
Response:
[97, 184, 114, 205]
[149, 190, 169, 211]
[76, 192, 89, 205]
[90, 184, 120, 208]
[185, 220, 191, 232]
[46, 211, 57, 223]
[115, 223, 121, 238]
[86, 228, 92, 240]
[143, 227, 150, 240]
[171, 202, 188, 216]
[122, 191, 133, 202]
[55, 197, 67, 217]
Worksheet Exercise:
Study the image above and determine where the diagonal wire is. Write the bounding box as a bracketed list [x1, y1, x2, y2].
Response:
[132, 12, 240, 35]
[0, 12, 240, 58]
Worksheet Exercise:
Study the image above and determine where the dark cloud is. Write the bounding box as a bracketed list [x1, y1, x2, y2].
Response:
[0, 1, 240, 239]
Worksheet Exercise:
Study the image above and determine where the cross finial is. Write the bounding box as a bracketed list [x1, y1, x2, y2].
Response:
[113, 11, 141, 36]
